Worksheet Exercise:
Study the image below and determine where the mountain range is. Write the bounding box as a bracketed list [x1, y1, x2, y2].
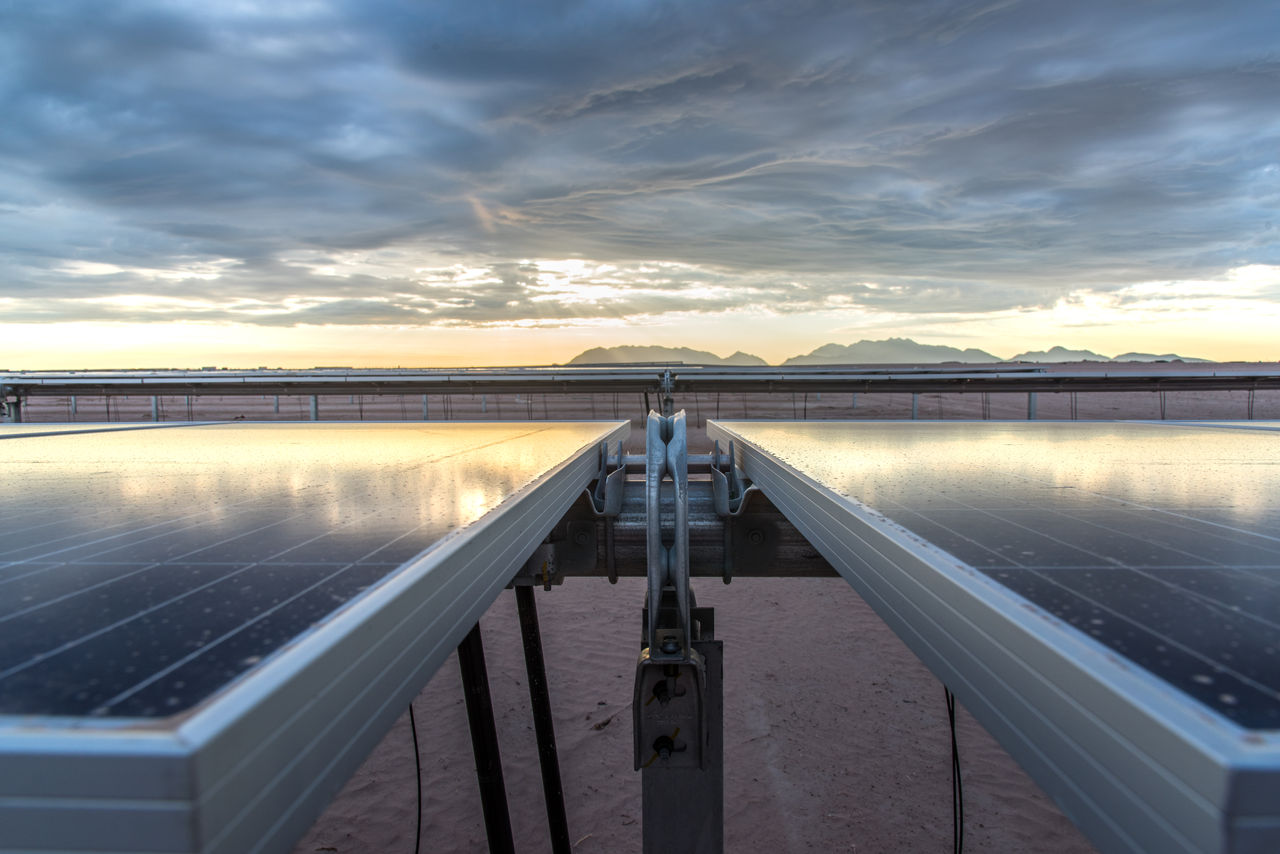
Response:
[568, 345, 768, 366]
[566, 338, 1210, 366]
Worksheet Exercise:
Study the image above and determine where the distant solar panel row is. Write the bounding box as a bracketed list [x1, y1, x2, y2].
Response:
[707, 420, 1280, 854]
[0, 421, 628, 854]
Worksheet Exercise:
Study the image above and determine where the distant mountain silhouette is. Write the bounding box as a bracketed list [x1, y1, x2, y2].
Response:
[1008, 345, 1109, 362]
[782, 338, 1000, 365]
[1009, 346, 1209, 362]
[1112, 352, 1211, 363]
[566, 339, 1208, 366]
[567, 346, 768, 366]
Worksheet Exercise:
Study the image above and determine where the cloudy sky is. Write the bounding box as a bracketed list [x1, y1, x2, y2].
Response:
[2, 0, 1278, 367]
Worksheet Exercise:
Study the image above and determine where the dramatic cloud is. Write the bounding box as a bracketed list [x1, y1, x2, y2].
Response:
[2, 0, 1278, 331]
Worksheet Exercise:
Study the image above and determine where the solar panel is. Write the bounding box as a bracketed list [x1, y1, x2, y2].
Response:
[0, 422, 211, 440]
[706, 420, 1280, 854]
[0, 421, 628, 854]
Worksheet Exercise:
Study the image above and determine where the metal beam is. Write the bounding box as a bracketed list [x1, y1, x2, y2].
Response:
[509, 486, 837, 584]
[5, 365, 1279, 400]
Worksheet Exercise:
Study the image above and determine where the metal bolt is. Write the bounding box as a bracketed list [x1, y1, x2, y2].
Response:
[652, 681, 670, 705]
[573, 529, 590, 546]
[660, 638, 680, 655]
[747, 528, 765, 545]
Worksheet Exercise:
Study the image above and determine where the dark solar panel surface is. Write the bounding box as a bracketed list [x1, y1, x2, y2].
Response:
[716, 421, 1280, 729]
[0, 422, 612, 718]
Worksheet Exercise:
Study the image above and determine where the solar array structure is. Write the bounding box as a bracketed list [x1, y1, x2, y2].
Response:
[2, 413, 1279, 853]
[708, 420, 1280, 854]
[0, 421, 628, 854]
[5, 364, 1280, 412]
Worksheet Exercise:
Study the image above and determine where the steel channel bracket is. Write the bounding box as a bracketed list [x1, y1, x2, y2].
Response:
[710, 439, 759, 584]
[1, 387, 21, 423]
[633, 646, 708, 770]
[591, 440, 627, 583]
[659, 370, 676, 417]
[512, 443, 624, 589]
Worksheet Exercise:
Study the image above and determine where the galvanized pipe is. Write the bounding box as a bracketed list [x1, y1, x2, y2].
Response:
[456, 624, 515, 854]
[515, 586, 571, 854]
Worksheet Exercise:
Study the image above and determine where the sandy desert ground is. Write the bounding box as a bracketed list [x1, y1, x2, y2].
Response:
[14, 362, 1279, 853]
[289, 578, 1102, 854]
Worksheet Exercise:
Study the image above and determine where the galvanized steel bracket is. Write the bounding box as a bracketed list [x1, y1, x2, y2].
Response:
[710, 439, 759, 584]
[633, 646, 708, 771]
[658, 370, 675, 417]
[590, 440, 627, 517]
[710, 440, 756, 518]
[644, 410, 691, 660]
[578, 440, 627, 583]
[635, 408, 712, 771]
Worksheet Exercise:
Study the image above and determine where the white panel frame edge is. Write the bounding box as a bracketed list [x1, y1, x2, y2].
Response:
[707, 419, 1280, 854]
[0, 420, 630, 854]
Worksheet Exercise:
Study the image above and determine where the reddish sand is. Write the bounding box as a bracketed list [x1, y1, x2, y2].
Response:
[290, 579, 1099, 854]
[15, 363, 1278, 853]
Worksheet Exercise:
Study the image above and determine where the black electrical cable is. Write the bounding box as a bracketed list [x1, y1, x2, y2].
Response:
[945, 686, 964, 854]
[409, 702, 422, 854]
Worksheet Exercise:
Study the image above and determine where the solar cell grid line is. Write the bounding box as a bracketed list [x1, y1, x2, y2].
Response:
[0, 420, 628, 854]
[706, 419, 1280, 854]
[989, 499, 1280, 570]
[887, 502, 1280, 637]
[0, 419, 575, 567]
[0, 440, 322, 557]
[874, 489, 1280, 630]
[0, 501, 305, 567]
[945, 500, 1278, 596]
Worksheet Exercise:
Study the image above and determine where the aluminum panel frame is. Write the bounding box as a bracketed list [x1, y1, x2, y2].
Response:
[0, 420, 629, 854]
[706, 419, 1280, 854]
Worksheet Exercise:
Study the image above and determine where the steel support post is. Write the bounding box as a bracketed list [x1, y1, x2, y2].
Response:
[1027, 391, 1038, 420]
[642, 633, 723, 854]
[310, 395, 319, 421]
[457, 623, 515, 854]
[4, 398, 21, 423]
[514, 586, 571, 854]
[151, 396, 160, 422]
[911, 392, 919, 420]
[422, 394, 429, 420]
